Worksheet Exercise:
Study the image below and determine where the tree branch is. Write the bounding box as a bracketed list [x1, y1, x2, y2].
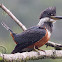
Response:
[0, 50, 62, 61]
[46, 41, 62, 50]
[0, 4, 27, 31]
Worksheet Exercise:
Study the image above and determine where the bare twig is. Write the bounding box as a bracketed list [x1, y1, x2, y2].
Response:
[0, 50, 62, 61]
[0, 4, 27, 31]
[46, 41, 62, 50]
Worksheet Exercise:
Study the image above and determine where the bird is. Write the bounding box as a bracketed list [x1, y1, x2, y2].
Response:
[1, 7, 62, 54]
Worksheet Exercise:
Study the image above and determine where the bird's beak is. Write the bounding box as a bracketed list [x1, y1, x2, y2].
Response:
[50, 16, 62, 20]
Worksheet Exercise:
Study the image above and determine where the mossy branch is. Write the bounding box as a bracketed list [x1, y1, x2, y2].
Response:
[0, 50, 62, 62]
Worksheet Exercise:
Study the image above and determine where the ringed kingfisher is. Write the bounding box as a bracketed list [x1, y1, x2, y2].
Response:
[1, 7, 62, 54]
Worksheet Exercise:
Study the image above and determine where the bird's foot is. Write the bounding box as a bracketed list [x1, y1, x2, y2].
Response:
[34, 46, 40, 55]
[34, 46, 46, 55]
[38, 48, 46, 54]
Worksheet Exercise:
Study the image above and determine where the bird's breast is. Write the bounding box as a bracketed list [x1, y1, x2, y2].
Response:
[27, 29, 51, 48]
[46, 29, 51, 38]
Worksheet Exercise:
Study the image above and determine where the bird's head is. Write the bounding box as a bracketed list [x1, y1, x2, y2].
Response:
[38, 7, 62, 25]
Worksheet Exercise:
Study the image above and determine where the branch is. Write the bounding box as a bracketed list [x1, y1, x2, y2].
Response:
[46, 41, 62, 50]
[0, 50, 62, 61]
[0, 4, 27, 31]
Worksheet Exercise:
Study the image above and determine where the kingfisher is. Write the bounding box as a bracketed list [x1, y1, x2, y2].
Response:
[1, 7, 62, 54]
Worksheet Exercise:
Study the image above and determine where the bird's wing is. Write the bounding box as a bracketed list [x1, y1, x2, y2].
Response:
[12, 26, 46, 53]
[14, 26, 46, 48]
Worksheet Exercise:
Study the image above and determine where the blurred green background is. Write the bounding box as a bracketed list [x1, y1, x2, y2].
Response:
[0, 0, 62, 62]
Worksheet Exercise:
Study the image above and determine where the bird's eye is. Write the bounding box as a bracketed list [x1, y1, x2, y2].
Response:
[51, 14, 54, 16]
[47, 13, 54, 16]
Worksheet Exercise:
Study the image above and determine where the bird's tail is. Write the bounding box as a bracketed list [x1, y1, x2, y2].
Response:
[1, 21, 13, 33]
